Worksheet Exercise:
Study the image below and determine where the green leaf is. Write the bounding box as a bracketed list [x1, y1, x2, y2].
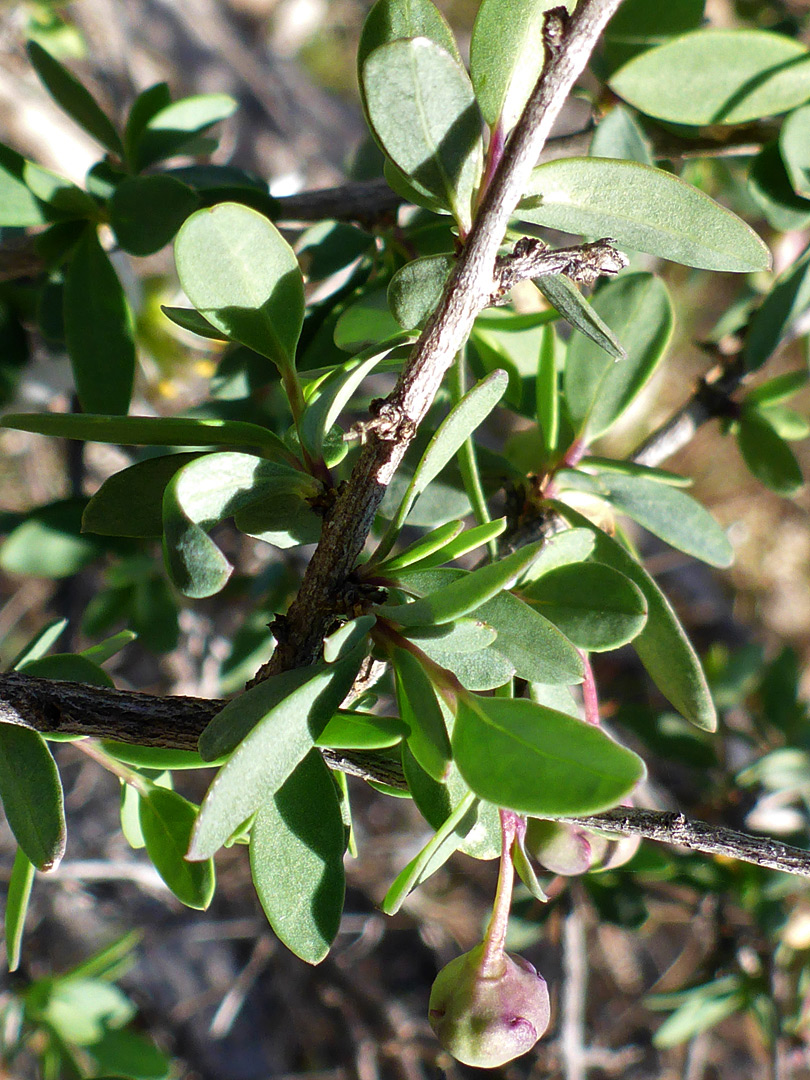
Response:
[521, 562, 647, 651]
[399, 517, 507, 569]
[383, 157, 451, 215]
[110, 175, 199, 256]
[162, 452, 317, 598]
[161, 305, 228, 340]
[0, 142, 51, 226]
[379, 520, 465, 572]
[596, 471, 734, 567]
[38, 980, 135, 1046]
[382, 791, 478, 914]
[1, 412, 294, 463]
[9, 618, 67, 670]
[323, 616, 376, 664]
[393, 648, 452, 781]
[609, 29, 810, 126]
[21, 653, 114, 687]
[512, 829, 549, 902]
[363, 37, 483, 232]
[404, 617, 496, 654]
[746, 369, 810, 408]
[423, 644, 516, 690]
[380, 369, 508, 552]
[535, 274, 625, 360]
[564, 272, 674, 442]
[334, 287, 403, 351]
[452, 694, 645, 815]
[139, 786, 214, 909]
[22, 162, 97, 217]
[518, 158, 770, 272]
[250, 751, 346, 963]
[758, 405, 810, 441]
[585, 457, 693, 487]
[82, 630, 135, 665]
[0, 725, 65, 870]
[86, 1028, 172, 1080]
[535, 322, 560, 454]
[64, 228, 135, 414]
[123, 81, 172, 167]
[316, 711, 407, 750]
[27, 40, 124, 154]
[744, 243, 810, 372]
[382, 538, 545, 626]
[83, 453, 202, 538]
[136, 93, 238, 170]
[519, 527, 596, 582]
[234, 492, 322, 549]
[174, 203, 305, 373]
[473, 590, 584, 684]
[104, 743, 221, 770]
[190, 654, 362, 859]
[555, 502, 716, 730]
[5, 848, 35, 972]
[589, 105, 653, 165]
[471, 0, 570, 133]
[603, 0, 705, 71]
[300, 334, 412, 458]
[780, 104, 810, 199]
[737, 408, 804, 496]
[388, 254, 454, 329]
[749, 143, 810, 233]
[1, 498, 101, 579]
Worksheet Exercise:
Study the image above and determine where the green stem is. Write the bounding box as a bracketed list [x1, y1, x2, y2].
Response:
[451, 351, 497, 559]
[76, 740, 150, 795]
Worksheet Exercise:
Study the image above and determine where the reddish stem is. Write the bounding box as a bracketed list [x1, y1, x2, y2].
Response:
[580, 651, 600, 727]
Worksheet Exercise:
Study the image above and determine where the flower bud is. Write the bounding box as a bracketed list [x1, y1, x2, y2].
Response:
[525, 819, 640, 875]
[428, 944, 550, 1068]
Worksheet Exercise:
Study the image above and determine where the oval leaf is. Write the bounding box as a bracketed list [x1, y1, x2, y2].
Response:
[5, 849, 35, 972]
[519, 158, 770, 272]
[780, 105, 810, 199]
[737, 408, 804, 496]
[393, 648, 452, 781]
[609, 29, 810, 126]
[110, 175, 199, 256]
[363, 38, 483, 232]
[139, 787, 215, 909]
[250, 751, 346, 964]
[175, 203, 305, 372]
[452, 694, 645, 816]
[0, 725, 65, 871]
[64, 229, 135, 415]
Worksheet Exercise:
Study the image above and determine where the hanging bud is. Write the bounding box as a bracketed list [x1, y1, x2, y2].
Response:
[526, 818, 640, 875]
[428, 943, 550, 1068]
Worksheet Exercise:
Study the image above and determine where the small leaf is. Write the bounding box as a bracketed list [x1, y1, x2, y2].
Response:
[0, 142, 50, 226]
[475, 590, 584, 683]
[250, 751, 345, 963]
[316, 711, 407, 750]
[749, 143, 810, 233]
[139, 786, 215, 909]
[518, 158, 770, 272]
[123, 81, 172, 167]
[323, 616, 376, 664]
[383, 539, 545, 626]
[401, 518, 507, 570]
[603, 0, 705, 71]
[596, 471, 734, 568]
[393, 648, 452, 781]
[759, 405, 810, 441]
[22, 162, 96, 217]
[161, 305, 228, 340]
[2, 411, 294, 463]
[9, 618, 67, 670]
[521, 562, 647, 651]
[1, 499, 101, 579]
[136, 93, 238, 170]
[0, 725, 65, 870]
[27, 40, 124, 154]
[405, 617, 497, 655]
[110, 175, 199, 256]
[555, 502, 716, 731]
[379, 520, 465, 572]
[21, 653, 114, 687]
[175, 203, 305, 373]
[5, 849, 35, 972]
[81, 630, 136, 665]
[190, 655, 362, 859]
[519, 527, 596, 582]
[452, 694, 645, 815]
[737, 408, 804, 496]
[380, 370, 508, 551]
[609, 29, 810, 126]
[744, 242, 810, 372]
[363, 38, 483, 232]
[388, 254, 454, 329]
[426, 645, 516, 690]
[535, 274, 624, 360]
[382, 791, 478, 914]
[780, 104, 810, 199]
[64, 228, 135, 415]
[334, 287, 403, 351]
[535, 322, 560, 454]
[84, 453, 202, 538]
[471, 0, 569, 133]
[564, 272, 674, 442]
[512, 831, 548, 902]
[589, 105, 653, 165]
[746, 369, 810, 408]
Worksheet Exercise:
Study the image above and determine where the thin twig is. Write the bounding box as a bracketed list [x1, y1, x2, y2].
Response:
[560, 895, 588, 1080]
[492, 237, 627, 303]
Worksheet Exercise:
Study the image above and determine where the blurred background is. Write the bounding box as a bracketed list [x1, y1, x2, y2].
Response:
[1, 1, 810, 1078]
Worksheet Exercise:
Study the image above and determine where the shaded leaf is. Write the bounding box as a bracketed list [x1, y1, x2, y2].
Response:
[316, 711, 407, 750]
[250, 751, 346, 963]
[84, 453, 202, 538]
[0, 725, 65, 870]
[388, 253, 454, 329]
[744, 242, 810, 372]
[535, 274, 624, 360]
[393, 647, 452, 781]
[749, 143, 810, 233]
[110, 175, 199, 256]
[780, 104, 810, 199]
[64, 228, 135, 414]
[161, 305, 228, 340]
[737, 408, 804, 496]
[0, 142, 50, 226]
[603, 0, 705, 71]
[589, 105, 653, 165]
[1, 498, 101, 579]
[5, 848, 35, 972]
[136, 93, 237, 170]
[139, 786, 215, 909]
[472, 590, 584, 683]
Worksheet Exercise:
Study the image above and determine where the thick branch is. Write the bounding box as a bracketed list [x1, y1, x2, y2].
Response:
[258, 0, 625, 679]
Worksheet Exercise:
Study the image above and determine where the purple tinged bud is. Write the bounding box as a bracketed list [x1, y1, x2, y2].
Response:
[526, 819, 604, 875]
[428, 944, 550, 1068]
